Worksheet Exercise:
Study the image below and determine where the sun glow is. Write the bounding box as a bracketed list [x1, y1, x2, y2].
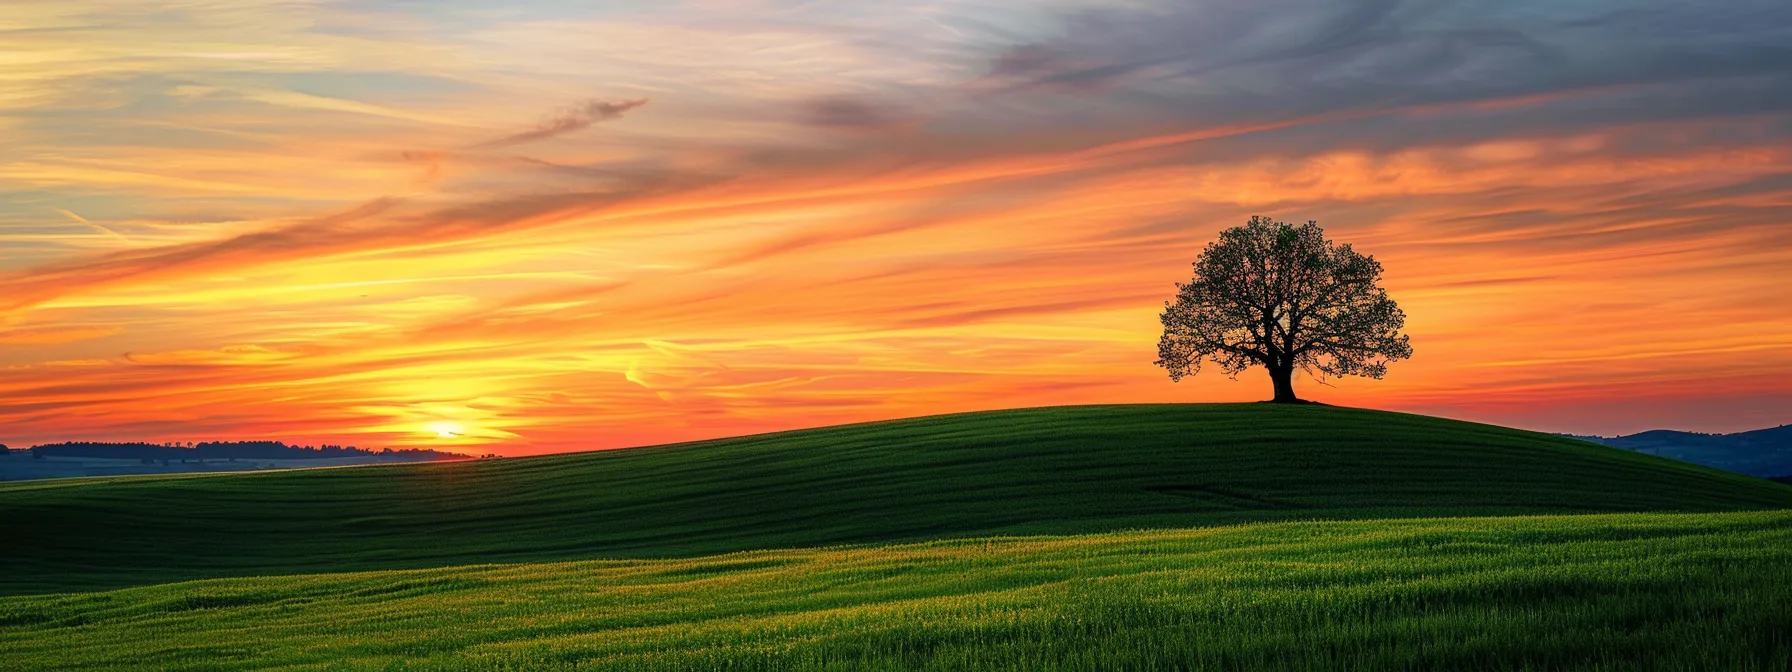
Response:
[425, 422, 465, 440]
[1, 0, 1788, 455]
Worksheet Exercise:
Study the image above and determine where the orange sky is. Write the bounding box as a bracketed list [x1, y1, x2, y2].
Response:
[3, 1, 1790, 454]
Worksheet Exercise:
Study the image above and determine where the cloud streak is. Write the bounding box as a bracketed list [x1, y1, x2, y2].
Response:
[472, 98, 650, 149]
[0, 0, 1788, 453]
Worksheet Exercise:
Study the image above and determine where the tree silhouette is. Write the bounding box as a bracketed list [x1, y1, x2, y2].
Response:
[1157, 216, 1412, 403]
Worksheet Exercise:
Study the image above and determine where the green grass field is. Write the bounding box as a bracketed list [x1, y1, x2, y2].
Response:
[4, 404, 1791, 670]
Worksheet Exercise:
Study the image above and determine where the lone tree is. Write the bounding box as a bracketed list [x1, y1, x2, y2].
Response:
[1156, 216, 1412, 403]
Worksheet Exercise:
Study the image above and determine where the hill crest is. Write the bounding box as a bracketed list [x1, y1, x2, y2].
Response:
[3, 403, 1789, 596]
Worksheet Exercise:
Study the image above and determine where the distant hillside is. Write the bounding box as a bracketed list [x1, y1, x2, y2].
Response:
[1575, 425, 1792, 477]
[4, 403, 1789, 596]
[1, 442, 469, 484]
[27, 440, 458, 462]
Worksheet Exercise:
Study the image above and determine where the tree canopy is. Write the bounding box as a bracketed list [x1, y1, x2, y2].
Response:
[1157, 216, 1412, 402]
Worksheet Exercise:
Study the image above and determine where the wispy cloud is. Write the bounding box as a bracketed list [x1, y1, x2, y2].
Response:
[472, 98, 650, 149]
[0, 0, 1788, 451]
[801, 95, 911, 131]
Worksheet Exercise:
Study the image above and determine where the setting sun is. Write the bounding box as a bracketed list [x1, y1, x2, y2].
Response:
[0, 0, 1787, 455]
[425, 422, 464, 440]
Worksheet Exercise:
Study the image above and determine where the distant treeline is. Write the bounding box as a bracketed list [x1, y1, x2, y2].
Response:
[27, 441, 460, 462]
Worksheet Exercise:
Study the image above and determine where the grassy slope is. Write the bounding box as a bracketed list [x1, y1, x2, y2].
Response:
[3, 511, 1789, 671]
[4, 404, 1790, 596]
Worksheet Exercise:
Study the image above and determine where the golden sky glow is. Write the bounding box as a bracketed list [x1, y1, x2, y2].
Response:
[3, 1, 1790, 454]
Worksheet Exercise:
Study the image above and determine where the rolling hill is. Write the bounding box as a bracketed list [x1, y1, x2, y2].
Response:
[4, 404, 1790, 597]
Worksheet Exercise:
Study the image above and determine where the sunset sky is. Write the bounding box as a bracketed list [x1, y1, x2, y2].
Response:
[3, 0, 1790, 454]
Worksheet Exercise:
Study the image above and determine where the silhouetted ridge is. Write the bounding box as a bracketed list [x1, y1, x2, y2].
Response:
[1578, 424, 1792, 477]
[28, 441, 458, 462]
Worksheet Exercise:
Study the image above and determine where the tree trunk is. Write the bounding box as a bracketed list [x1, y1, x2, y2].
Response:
[1269, 365, 1299, 403]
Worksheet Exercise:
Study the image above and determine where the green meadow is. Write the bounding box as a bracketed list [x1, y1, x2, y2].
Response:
[4, 405, 1792, 670]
